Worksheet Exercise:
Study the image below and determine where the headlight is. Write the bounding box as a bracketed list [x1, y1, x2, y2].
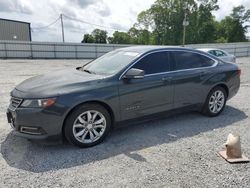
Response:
[20, 98, 56, 108]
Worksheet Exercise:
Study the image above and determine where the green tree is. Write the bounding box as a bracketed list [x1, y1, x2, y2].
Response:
[216, 6, 250, 42]
[108, 31, 131, 44]
[143, 0, 199, 45]
[229, 5, 250, 42]
[136, 10, 154, 30]
[81, 3, 250, 45]
[213, 20, 227, 43]
[92, 29, 108, 43]
[194, 0, 219, 43]
[81, 34, 94, 43]
[128, 27, 152, 44]
[134, 0, 220, 45]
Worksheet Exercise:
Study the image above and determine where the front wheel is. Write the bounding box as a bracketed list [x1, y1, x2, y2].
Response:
[64, 104, 111, 148]
[202, 86, 227, 117]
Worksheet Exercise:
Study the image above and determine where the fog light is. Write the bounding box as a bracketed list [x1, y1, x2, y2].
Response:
[20, 126, 45, 135]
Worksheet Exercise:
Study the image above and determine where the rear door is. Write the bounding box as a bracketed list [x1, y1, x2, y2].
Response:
[118, 51, 174, 121]
[170, 51, 216, 108]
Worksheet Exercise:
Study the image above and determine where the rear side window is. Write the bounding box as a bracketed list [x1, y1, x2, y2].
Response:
[215, 50, 227, 57]
[133, 51, 170, 75]
[208, 50, 216, 56]
[172, 51, 215, 70]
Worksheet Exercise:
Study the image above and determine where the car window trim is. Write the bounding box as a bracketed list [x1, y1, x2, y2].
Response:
[119, 49, 218, 80]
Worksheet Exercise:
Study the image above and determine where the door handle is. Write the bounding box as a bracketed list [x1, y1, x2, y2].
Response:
[200, 71, 206, 76]
[162, 77, 172, 82]
[200, 71, 210, 76]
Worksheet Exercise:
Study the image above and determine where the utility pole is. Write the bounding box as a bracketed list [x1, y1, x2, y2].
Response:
[182, 7, 189, 47]
[182, 12, 186, 46]
[60, 14, 65, 43]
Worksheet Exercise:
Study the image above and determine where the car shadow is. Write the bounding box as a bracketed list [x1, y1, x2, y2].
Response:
[1, 106, 247, 173]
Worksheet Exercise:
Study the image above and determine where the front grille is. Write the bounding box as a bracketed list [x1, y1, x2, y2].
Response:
[10, 97, 23, 109]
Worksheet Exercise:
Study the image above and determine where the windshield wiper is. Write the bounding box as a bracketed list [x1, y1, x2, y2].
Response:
[83, 69, 96, 74]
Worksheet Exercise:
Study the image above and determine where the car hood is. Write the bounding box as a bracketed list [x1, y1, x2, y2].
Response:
[13, 69, 105, 98]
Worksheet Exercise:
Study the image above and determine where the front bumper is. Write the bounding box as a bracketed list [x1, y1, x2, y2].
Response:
[6, 106, 65, 140]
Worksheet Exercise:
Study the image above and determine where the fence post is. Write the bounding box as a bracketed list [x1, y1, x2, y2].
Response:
[54, 44, 56, 58]
[30, 42, 33, 59]
[75, 45, 77, 59]
[247, 46, 250, 57]
[4, 42, 7, 58]
[95, 45, 98, 58]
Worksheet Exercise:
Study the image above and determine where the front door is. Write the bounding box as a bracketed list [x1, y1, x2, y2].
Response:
[118, 51, 174, 121]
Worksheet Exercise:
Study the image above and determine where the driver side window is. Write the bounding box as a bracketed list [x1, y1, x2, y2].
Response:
[132, 51, 170, 75]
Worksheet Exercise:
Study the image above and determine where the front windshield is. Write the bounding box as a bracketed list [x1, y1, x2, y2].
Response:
[83, 50, 140, 75]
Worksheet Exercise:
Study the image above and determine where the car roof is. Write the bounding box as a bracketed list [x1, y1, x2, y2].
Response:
[118, 45, 191, 54]
[114, 46, 219, 61]
[197, 48, 224, 52]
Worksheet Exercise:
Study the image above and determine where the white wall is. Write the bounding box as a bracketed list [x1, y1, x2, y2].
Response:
[0, 40, 250, 59]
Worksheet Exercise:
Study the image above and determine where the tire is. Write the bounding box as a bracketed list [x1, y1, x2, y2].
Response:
[202, 86, 227, 117]
[64, 103, 111, 148]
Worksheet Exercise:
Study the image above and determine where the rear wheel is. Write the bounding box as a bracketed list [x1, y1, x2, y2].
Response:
[202, 86, 227, 117]
[64, 104, 111, 148]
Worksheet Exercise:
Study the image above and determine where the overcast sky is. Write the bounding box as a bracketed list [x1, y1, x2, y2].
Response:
[0, 0, 249, 43]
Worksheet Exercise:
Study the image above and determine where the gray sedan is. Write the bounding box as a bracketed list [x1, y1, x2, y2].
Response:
[198, 48, 236, 63]
[7, 46, 241, 147]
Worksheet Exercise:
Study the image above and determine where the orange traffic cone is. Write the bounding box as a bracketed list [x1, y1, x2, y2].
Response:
[219, 133, 249, 163]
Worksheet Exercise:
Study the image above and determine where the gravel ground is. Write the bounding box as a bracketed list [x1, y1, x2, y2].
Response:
[0, 58, 249, 188]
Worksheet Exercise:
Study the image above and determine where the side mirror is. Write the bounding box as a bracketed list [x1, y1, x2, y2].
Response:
[123, 68, 145, 79]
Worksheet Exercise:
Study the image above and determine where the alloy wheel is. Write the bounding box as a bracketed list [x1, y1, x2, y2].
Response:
[208, 90, 225, 114]
[72, 110, 106, 144]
